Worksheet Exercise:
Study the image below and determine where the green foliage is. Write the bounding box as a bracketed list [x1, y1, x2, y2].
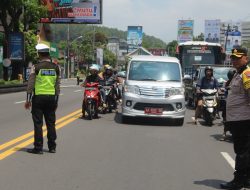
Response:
[166, 40, 178, 56]
[24, 30, 39, 64]
[193, 33, 205, 41]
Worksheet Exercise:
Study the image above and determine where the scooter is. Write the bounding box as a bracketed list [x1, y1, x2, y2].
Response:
[201, 89, 218, 126]
[82, 82, 101, 120]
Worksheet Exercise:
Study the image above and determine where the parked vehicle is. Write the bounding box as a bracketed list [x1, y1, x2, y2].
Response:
[200, 89, 218, 126]
[122, 55, 186, 126]
[82, 82, 101, 120]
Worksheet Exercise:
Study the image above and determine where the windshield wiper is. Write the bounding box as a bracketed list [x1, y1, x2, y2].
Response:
[157, 79, 180, 82]
[140, 78, 156, 81]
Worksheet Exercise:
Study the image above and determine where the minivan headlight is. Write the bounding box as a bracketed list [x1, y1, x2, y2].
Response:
[169, 87, 184, 96]
[124, 85, 140, 94]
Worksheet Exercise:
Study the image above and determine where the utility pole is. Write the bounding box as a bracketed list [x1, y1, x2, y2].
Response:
[67, 24, 70, 78]
[92, 25, 96, 65]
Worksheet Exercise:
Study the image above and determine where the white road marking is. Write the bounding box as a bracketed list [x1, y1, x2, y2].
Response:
[221, 152, 235, 169]
[61, 85, 77, 88]
[74, 90, 82, 92]
[14, 101, 26, 104]
[59, 93, 64, 96]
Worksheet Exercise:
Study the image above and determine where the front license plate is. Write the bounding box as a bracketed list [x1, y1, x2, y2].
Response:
[144, 107, 163, 115]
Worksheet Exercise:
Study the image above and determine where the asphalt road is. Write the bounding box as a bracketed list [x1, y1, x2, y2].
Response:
[0, 79, 241, 190]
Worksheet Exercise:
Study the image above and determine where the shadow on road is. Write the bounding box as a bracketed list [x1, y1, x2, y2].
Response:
[194, 179, 227, 189]
[114, 112, 183, 127]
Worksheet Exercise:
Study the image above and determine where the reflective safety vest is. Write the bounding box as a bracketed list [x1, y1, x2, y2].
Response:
[35, 69, 57, 95]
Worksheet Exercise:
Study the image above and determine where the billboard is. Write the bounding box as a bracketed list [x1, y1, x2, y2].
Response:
[205, 20, 220, 43]
[177, 20, 194, 43]
[8, 32, 25, 61]
[222, 21, 242, 53]
[40, 0, 102, 24]
[127, 26, 143, 53]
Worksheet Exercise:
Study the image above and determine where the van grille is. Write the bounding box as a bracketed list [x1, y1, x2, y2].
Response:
[134, 103, 174, 111]
[139, 87, 170, 97]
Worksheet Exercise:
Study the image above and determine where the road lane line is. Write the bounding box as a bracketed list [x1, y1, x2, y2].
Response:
[14, 101, 26, 104]
[0, 113, 81, 160]
[0, 109, 82, 151]
[221, 152, 235, 169]
[74, 90, 82, 92]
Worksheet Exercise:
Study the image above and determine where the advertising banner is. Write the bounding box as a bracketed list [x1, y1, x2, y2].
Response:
[127, 26, 143, 53]
[177, 20, 194, 43]
[222, 21, 242, 53]
[8, 32, 24, 61]
[40, 0, 102, 24]
[205, 20, 221, 43]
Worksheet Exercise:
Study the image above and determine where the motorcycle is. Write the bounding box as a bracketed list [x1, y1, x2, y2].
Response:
[82, 82, 101, 120]
[201, 89, 218, 126]
[102, 82, 118, 113]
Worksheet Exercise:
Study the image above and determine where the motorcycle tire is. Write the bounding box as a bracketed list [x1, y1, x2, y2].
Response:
[87, 103, 93, 120]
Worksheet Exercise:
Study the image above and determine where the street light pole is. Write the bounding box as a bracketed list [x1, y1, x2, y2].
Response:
[67, 24, 70, 78]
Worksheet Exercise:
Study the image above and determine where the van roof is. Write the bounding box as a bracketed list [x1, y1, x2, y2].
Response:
[130, 55, 179, 63]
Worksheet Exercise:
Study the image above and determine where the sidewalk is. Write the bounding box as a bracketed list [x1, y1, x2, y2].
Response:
[0, 83, 27, 94]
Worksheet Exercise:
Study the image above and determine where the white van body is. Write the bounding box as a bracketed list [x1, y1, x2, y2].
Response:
[122, 55, 186, 125]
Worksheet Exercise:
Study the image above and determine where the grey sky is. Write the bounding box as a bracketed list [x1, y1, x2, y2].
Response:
[102, 0, 250, 43]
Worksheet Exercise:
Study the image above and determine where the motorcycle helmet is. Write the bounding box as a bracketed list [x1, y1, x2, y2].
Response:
[227, 69, 236, 80]
[105, 65, 113, 71]
[89, 64, 99, 71]
[204, 66, 213, 76]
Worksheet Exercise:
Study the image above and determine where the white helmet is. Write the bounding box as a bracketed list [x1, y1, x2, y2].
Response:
[36, 43, 50, 53]
[89, 64, 99, 71]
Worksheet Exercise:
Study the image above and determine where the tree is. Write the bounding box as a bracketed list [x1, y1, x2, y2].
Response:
[193, 33, 204, 41]
[0, 0, 45, 80]
[166, 40, 178, 56]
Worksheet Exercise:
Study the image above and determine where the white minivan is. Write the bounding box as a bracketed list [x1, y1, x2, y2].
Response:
[122, 55, 186, 125]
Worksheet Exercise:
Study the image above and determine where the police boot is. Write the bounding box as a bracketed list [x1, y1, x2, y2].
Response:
[220, 172, 246, 190]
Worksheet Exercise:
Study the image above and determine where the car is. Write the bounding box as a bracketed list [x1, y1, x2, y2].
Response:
[121, 55, 186, 126]
[184, 65, 234, 108]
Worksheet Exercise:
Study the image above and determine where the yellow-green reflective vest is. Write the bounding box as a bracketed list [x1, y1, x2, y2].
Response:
[35, 69, 57, 95]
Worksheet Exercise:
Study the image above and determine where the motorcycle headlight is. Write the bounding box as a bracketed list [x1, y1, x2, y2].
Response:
[169, 87, 184, 96]
[124, 85, 140, 95]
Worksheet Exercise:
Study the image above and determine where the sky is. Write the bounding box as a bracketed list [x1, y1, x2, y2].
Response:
[102, 0, 250, 43]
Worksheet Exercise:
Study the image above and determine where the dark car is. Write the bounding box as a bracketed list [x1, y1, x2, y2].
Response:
[183, 65, 233, 107]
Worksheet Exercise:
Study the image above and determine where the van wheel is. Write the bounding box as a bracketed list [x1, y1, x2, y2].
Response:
[121, 115, 130, 123]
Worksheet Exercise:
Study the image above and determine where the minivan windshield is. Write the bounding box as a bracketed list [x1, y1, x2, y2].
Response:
[128, 61, 181, 81]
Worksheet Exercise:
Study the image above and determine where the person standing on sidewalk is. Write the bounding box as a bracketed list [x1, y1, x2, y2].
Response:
[220, 47, 250, 190]
[24, 43, 61, 154]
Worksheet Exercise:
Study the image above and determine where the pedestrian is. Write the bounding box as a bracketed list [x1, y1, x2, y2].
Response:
[220, 47, 250, 190]
[24, 43, 61, 154]
[76, 69, 80, 85]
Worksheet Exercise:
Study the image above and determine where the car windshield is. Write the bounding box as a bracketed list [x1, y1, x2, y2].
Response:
[128, 61, 181, 81]
[199, 67, 232, 83]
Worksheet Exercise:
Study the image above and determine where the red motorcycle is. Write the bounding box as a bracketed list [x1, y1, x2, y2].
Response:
[82, 82, 101, 120]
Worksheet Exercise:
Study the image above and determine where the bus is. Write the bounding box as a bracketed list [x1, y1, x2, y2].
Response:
[176, 41, 225, 75]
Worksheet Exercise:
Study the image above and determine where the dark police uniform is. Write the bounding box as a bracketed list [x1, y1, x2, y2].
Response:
[26, 44, 60, 154]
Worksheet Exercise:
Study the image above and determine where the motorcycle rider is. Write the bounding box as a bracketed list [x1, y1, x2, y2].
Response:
[81, 64, 106, 117]
[192, 66, 220, 124]
[100, 65, 121, 101]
